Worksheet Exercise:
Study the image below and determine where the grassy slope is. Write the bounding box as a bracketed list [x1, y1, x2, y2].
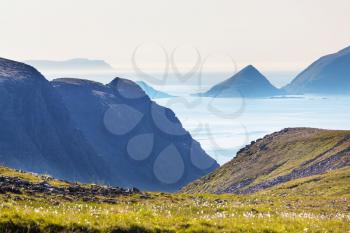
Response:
[0, 165, 350, 232]
[182, 128, 350, 194]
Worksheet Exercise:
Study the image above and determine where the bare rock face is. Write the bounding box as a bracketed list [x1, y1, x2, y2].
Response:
[51, 77, 219, 192]
[0, 57, 110, 183]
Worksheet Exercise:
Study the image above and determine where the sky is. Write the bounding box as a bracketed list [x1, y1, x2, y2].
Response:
[1, 0, 350, 77]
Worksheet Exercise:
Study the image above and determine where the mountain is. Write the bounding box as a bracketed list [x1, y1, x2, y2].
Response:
[24, 58, 115, 72]
[284, 46, 350, 94]
[196, 65, 281, 98]
[136, 81, 175, 99]
[51, 77, 218, 191]
[0, 57, 110, 183]
[182, 128, 350, 194]
[0, 57, 218, 192]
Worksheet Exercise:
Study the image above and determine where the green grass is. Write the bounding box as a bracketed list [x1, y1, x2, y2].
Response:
[0, 192, 349, 233]
[260, 166, 350, 197]
[1, 166, 350, 232]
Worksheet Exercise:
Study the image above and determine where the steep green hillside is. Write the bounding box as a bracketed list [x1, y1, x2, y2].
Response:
[182, 128, 350, 194]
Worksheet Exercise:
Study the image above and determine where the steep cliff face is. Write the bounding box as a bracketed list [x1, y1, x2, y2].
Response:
[197, 65, 281, 98]
[284, 46, 350, 95]
[0, 58, 109, 183]
[182, 128, 350, 194]
[52, 77, 219, 191]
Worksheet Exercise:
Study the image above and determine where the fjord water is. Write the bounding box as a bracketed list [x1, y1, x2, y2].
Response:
[157, 95, 350, 165]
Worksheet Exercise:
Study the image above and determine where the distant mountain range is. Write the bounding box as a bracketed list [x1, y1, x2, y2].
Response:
[196, 46, 350, 98]
[182, 128, 350, 194]
[136, 81, 175, 99]
[284, 46, 350, 95]
[196, 65, 281, 98]
[25, 45, 350, 97]
[0, 57, 218, 192]
[24, 58, 115, 72]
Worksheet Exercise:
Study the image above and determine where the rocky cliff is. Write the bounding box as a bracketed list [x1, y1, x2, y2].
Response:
[52, 77, 218, 191]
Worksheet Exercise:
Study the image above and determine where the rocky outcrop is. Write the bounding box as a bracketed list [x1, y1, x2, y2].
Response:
[0, 174, 141, 202]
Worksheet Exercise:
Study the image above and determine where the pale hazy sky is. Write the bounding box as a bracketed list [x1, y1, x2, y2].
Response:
[1, 0, 350, 73]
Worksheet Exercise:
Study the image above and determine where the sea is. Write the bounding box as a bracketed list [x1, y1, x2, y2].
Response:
[156, 94, 350, 165]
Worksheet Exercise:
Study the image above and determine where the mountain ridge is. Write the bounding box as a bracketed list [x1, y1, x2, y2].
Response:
[197, 65, 282, 98]
[284, 46, 350, 94]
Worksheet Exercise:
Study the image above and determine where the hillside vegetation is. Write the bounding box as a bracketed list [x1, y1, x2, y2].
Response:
[182, 128, 350, 194]
[0, 163, 350, 232]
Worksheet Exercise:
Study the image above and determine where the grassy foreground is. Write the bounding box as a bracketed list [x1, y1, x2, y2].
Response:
[0, 167, 350, 232]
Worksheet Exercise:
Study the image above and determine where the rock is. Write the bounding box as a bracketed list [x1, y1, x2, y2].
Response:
[0, 174, 142, 201]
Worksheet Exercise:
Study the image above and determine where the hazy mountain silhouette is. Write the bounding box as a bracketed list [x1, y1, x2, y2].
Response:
[136, 81, 175, 99]
[24, 58, 115, 72]
[284, 46, 350, 95]
[196, 65, 281, 98]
